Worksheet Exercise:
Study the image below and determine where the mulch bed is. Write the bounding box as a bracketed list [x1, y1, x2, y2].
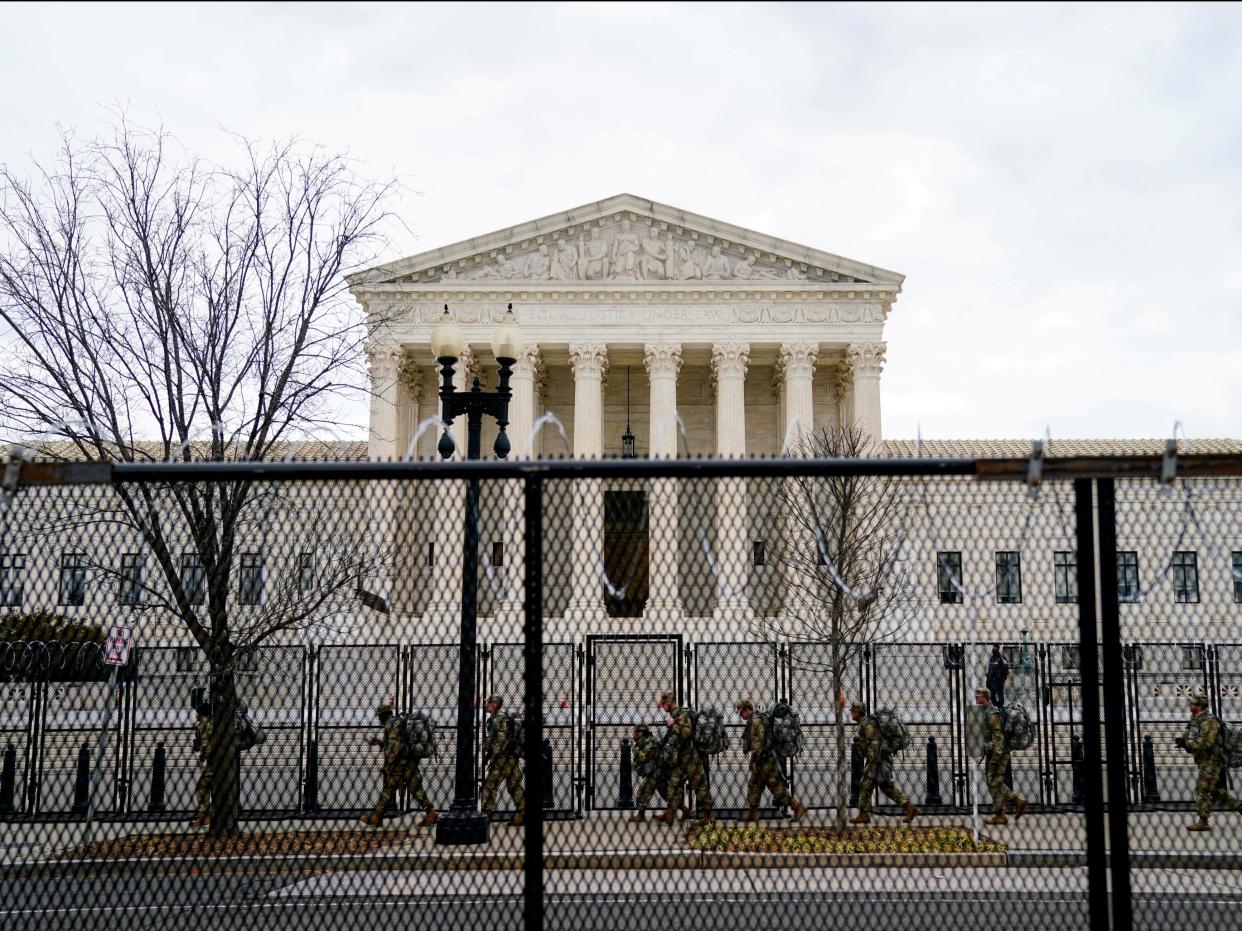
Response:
[57, 830, 408, 860]
[687, 823, 1005, 854]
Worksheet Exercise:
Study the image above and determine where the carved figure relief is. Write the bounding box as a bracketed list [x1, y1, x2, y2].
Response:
[550, 238, 578, 281]
[610, 218, 641, 280]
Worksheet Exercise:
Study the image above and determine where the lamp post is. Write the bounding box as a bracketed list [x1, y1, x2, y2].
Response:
[430, 303, 522, 846]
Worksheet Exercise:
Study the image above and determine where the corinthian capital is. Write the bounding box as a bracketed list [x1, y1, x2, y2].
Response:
[365, 343, 402, 380]
[397, 354, 423, 395]
[847, 342, 886, 379]
[779, 342, 819, 381]
[514, 345, 542, 380]
[569, 343, 609, 380]
[710, 343, 750, 382]
[643, 343, 683, 380]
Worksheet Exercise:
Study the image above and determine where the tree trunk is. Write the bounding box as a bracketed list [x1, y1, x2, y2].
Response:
[208, 663, 240, 838]
[833, 651, 847, 833]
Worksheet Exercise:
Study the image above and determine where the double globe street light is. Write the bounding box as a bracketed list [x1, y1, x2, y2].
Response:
[430, 303, 522, 846]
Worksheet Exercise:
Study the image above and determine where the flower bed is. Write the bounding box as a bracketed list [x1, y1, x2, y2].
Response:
[688, 823, 1005, 854]
[57, 829, 407, 860]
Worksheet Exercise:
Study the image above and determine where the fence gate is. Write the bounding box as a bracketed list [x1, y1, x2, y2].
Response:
[786, 641, 866, 810]
[585, 634, 682, 810]
[0, 661, 39, 814]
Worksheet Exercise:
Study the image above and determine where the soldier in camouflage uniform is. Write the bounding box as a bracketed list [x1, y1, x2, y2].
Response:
[736, 698, 807, 823]
[628, 724, 690, 822]
[481, 695, 525, 826]
[360, 703, 438, 829]
[976, 687, 1026, 825]
[848, 701, 918, 824]
[191, 701, 214, 827]
[1175, 688, 1242, 832]
[654, 689, 714, 826]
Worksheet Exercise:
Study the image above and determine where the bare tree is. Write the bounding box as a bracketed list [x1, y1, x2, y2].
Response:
[0, 119, 397, 835]
[752, 424, 917, 831]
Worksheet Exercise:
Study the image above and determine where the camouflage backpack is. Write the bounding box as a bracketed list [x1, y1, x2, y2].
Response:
[1001, 702, 1037, 751]
[689, 707, 730, 756]
[763, 701, 805, 758]
[234, 698, 264, 752]
[1212, 718, 1242, 767]
[395, 711, 437, 761]
[872, 709, 910, 754]
[505, 713, 530, 759]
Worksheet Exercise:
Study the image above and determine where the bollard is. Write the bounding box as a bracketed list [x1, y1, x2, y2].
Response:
[542, 739, 554, 809]
[1141, 734, 1161, 804]
[925, 736, 943, 806]
[849, 736, 862, 808]
[0, 743, 16, 815]
[148, 742, 166, 812]
[1070, 734, 1084, 806]
[71, 744, 91, 814]
[303, 739, 320, 813]
[618, 737, 634, 809]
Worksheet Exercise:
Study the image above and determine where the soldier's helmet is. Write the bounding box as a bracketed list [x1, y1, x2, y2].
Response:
[486, 694, 503, 708]
[975, 687, 992, 701]
[735, 698, 754, 713]
[1190, 688, 1209, 706]
[376, 702, 394, 719]
[850, 701, 867, 716]
[658, 690, 676, 706]
[632, 724, 651, 736]
[196, 701, 213, 717]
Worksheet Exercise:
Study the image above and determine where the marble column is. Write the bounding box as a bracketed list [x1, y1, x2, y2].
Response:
[396, 355, 423, 460]
[779, 342, 818, 454]
[424, 348, 473, 624]
[565, 344, 608, 623]
[847, 342, 886, 447]
[711, 343, 752, 622]
[835, 361, 855, 436]
[498, 345, 541, 624]
[644, 343, 683, 621]
[366, 344, 402, 461]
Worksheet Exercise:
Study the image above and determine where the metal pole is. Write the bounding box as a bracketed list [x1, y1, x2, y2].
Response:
[1097, 478, 1133, 931]
[1073, 478, 1110, 931]
[82, 664, 119, 849]
[523, 475, 545, 931]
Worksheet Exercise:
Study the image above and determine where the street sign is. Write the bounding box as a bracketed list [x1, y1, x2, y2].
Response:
[103, 626, 133, 667]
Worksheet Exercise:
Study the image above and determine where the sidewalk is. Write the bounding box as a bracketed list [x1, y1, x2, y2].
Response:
[4, 808, 1241, 874]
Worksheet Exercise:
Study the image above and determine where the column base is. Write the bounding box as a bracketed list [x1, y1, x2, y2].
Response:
[643, 598, 684, 622]
[712, 600, 753, 623]
[563, 600, 607, 623]
[434, 806, 490, 846]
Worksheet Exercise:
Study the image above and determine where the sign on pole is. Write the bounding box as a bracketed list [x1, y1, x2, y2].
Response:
[103, 626, 133, 667]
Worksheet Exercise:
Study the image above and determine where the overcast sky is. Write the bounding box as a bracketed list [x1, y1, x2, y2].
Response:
[3, 2, 1240, 441]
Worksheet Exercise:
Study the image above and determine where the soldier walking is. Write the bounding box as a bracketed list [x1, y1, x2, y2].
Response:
[628, 723, 690, 822]
[849, 701, 918, 824]
[360, 703, 438, 829]
[481, 695, 525, 826]
[736, 699, 807, 823]
[976, 687, 1026, 825]
[654, 689, 714, 826]
[191, 700, 214, 827]
[1175, 688, 1242, 832]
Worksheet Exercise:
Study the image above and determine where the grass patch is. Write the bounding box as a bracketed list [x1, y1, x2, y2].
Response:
[688, 823, 1005, 854]
[57, 830, 407, 860]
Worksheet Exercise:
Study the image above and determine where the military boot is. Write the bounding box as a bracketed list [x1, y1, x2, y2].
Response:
[417, 808, 438, 828]
[191, 812, 210, 828]
[359, 813, 382, 828]
[791, 800, 808, 823]
[510, 811, 525, 827]
[739, 808, 759, 823]
[902, 803, 919, 823]
[1188, 818, 1211, 832]
[983, 813, 1008, 826]
[678, 805, 693, 821]
[654, 806, 678, 824]
[628, 810, 646, 823]
[1013, 797, 1027, 821]
[692, 808, 716, 828]
[849, 810, 871, 825]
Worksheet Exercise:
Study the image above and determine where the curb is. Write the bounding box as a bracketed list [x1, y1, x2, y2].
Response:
[1008, 849, 1242, 870]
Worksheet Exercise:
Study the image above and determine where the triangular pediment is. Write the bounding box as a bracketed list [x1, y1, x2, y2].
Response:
[350, 194, 903, 288]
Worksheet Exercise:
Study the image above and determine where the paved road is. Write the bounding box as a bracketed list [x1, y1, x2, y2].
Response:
[3, 868, 1240, 931]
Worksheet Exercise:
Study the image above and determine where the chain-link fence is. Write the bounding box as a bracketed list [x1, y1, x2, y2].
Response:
[2, 454, 1242, 930]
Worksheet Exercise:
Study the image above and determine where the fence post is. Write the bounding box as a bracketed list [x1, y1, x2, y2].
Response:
[148, 742, 166, 812]
[303, 738, 320, 813]
[1070, 734, 1085, 805]
[925, 736, 943, 806]
[617, 737, 634, 808]
[0, 742, 15, 814]
[542, 738, 554, 810]
[849, 736, 862, 808]
[71, 743, 90, 813]
[522, 475, 545, 931]
[1004, 757, 1014, 790]
[1141, 735, 1161, 804]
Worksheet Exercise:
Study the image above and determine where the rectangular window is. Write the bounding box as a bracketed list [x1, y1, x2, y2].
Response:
[936, 551, 963, 605]
[58, 553, 87, 607]
[0, 553, 24, 607]
[1062, 645, 1080, 671]
[491, 541, 504, 568]
[1232, 552, 1242, 604]
[175, 646, 200, 673]
[119, 553, 144, 605]
[181, 553, 206, 606]
[996, 552, 1022, 604]
[298, 552, 315, 596]
[1173, 551, 1199, 603]
[1117, 552, 1140, 603]
[239, 553, 264, 605]
[753, 540, 766, 567]
[1182, 645, 1205, 671]
[1054, 551, 1078, 604]
[426, 542, 435, 568]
